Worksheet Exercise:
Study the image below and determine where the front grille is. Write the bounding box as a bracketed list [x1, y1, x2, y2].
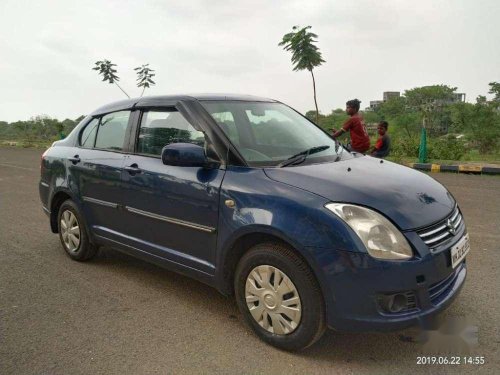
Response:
[428, 267, 461, 305]
[417, 205, 463, 248]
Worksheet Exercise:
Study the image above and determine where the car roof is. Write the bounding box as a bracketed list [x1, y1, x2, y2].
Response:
[90, 94, 277, 115]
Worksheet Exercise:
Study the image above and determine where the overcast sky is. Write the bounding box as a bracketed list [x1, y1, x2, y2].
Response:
[0, 0, 499, 122]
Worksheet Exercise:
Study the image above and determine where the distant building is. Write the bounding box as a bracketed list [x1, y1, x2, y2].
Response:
[367, 90, 465, 111]
[383, 91, 400, 101]
[452, 93, 466, 102]
[367, 91, 400, 110]
[369, 100, 384, 110]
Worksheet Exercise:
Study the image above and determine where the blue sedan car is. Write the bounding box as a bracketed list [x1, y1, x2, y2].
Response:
[39, 94, 469, 350]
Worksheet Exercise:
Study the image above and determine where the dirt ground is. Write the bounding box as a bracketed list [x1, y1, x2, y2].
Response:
[1, 146, 499, 374]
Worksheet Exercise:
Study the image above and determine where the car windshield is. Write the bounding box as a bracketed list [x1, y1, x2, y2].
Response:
[201, 101, 350, 167]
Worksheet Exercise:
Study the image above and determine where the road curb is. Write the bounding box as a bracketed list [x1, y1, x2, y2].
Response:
[407, 163, 500, 175]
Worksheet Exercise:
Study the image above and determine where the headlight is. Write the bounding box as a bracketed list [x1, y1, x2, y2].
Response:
[325, 203, 413, 260]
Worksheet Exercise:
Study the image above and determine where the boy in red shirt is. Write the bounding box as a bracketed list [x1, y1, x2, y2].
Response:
[370, 121, 391, 158]
[331, 99, 370, 153]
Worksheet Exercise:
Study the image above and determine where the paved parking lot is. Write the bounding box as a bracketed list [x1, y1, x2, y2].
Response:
[1, 146, 499, 374]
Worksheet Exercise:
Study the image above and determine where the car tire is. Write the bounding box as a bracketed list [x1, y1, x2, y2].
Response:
[57, 199, 97, 261]
[235, 242, 326, 351]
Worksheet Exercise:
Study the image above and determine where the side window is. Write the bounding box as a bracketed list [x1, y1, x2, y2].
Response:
[94, 111, 130, 151]
[211, 111, 239, 145]
[79, 118, 99, 148]
[137, 110, 205, 156]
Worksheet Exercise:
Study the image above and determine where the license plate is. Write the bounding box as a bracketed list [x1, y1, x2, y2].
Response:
[451, 233, 470, 268]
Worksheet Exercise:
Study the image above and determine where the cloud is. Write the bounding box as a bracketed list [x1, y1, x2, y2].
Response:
[0, 0, 499, 121]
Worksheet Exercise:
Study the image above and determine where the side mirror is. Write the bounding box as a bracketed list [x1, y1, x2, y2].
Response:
[161, 142, 208, 167]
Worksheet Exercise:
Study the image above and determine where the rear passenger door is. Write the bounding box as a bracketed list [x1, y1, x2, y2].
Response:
[118, 108, 225, 274]
[70, 111, 132, 239]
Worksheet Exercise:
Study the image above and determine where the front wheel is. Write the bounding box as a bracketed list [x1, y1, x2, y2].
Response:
[235, 242, 326, 351]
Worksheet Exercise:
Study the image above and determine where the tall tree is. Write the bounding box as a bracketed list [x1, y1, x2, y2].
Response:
[134, 64, 156, 97]
[404, 85, 457, 108]
[377, 96, 408, 119]
[488, 81, 500, 102]
[279, 26, 325, 124]
[404, 85, 457, 134]
[93, 60, 130, 98]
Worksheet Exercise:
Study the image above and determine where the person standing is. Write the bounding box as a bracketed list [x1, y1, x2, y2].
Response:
[370, 121, 391, 158]
[331, 99, 370, 153]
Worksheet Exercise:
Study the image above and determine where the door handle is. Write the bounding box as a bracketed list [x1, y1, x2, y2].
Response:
[124, 164, 142, 175]
[68, 155, 81, 165]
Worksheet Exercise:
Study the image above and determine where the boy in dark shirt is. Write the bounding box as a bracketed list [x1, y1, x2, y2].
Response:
[370, 121, 391, 158]
[331, 99, 370, 153]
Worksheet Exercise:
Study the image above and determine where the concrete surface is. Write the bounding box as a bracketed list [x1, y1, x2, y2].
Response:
[1, 146, 499, 375]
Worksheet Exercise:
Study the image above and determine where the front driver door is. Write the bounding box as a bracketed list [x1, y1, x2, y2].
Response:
[118, 108, 225, 274]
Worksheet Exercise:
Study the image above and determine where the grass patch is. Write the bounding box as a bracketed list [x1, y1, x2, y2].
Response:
[1, 138, 54, 149]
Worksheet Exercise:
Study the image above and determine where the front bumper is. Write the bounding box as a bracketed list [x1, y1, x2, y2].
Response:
[329, 261, 466, 332]
[309, 232, 468, 332]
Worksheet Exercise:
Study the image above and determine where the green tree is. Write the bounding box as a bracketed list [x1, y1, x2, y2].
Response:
[62, 118, 77, 136]
[26, 116, 59, 140]
[476, 95, 487, 104]
[279, 26, 325, 124]
[135, 64, 156, 96]
[449, 102, 474, 131]
[377, 96, 407, 119]
[11, 120, 35, 143]
[470, 101, 500, 153]
[93, 59, 130, 98]
[404, 85, 457, 107]
[305, 110, 323, 120]
[488, 81, 500, 102]
[361, 110, 382, 124]
[403, 85, 458, 134]
[450, 97, 500, 153]
[0, 121, 13, 139]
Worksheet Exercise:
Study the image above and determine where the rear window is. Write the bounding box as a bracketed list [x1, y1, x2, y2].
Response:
[79, 118, 99, 148]
[94, 111, 130, 151]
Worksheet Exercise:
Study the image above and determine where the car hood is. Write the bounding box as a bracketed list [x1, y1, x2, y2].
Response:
[264, 156, 455, 230]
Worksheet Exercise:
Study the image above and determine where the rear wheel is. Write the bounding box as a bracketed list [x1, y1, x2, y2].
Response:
[235, 242, 326, 351]
[57, 200, 97, 261]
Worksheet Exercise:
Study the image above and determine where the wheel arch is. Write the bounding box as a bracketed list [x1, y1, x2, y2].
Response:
[215, 225, 333, 315]
[49, 189, 74, 233]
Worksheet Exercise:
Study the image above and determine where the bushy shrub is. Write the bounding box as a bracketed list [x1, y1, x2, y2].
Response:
[428, 136, 466, 160]
[390, 136, 420, 158]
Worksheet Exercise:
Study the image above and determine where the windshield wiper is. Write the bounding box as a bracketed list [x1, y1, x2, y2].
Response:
[277, 145, 330, 168]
